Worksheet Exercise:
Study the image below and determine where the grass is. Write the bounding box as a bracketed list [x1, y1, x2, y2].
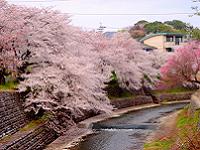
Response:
[20, 114, 51, 131]
[0, 81, 18, 91]
[152, 87, 195, 95]
[175, 108, 200, 150]
[144, 139, 174, 150]
[176, 109, 191, 128]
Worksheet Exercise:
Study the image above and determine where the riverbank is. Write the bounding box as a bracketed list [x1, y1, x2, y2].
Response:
[45, 101, 189, 150]
[144, 110, 181, 150]
[144, 105, 200, 150]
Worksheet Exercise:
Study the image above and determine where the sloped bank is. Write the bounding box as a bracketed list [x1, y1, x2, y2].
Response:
[0, 123, 58, 150]
[0, 92, 28, 139]
[0, 92, 58, 150]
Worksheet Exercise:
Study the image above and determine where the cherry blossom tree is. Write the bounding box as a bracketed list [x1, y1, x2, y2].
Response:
[0, 0, 27, 84]
[0, 0, 169, 128]
[160, 41, 200, 88]
[0, 2, 113, 117]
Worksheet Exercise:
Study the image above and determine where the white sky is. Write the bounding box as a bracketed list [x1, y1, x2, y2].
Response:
[7, 0, 200, 31]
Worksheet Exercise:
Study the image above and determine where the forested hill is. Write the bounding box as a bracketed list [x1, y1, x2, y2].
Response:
[129, 20, 199, 39]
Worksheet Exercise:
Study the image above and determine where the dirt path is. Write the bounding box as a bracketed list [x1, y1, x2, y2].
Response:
[147, 110, 181, 142]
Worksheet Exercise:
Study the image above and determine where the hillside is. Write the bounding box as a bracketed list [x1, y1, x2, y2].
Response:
[129, 20, 191, 39]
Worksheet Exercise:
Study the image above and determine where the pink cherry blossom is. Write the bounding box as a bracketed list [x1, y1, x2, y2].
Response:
[160, 41, 200, 88]
[0, 0, 169, 117]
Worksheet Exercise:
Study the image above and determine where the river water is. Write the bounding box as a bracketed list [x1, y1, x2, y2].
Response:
[70, 102, 188, 150]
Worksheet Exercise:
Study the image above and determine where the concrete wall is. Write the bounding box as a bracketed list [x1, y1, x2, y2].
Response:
[143, 35, 187, 51]
[0, 92, 27, 139]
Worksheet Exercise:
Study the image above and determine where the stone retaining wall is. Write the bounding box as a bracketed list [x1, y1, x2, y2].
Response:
[111, 96, 153, 109]
[0, 123, 58, 150]
[111, 92, 193, 109]
[155, 92, 193, 102]
[0, 92, 27, 139]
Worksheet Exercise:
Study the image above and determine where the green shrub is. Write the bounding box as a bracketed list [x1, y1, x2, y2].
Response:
[104, 71, 136, 99]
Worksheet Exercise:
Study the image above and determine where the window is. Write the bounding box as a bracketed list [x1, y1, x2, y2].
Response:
[143, 48, 153, 51]
[166, 36, 174, 42]
[179, 37, 183, 42]
[166, 48, 174, 52]
[175, 36, 183, 45]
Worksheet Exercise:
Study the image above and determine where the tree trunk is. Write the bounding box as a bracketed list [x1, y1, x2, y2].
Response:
[142, 86, 159, 104]
[0, 71, 5, 85]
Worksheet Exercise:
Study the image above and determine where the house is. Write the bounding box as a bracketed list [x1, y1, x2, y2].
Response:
[140, 33, 188, 52]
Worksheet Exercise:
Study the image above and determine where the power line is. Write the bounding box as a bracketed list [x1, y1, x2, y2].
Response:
[66, 12, 194, 16]
[65, 12, 194, 16]
[9, 0, 70, 2]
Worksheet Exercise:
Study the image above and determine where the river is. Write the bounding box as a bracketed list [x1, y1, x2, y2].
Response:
[69, 102, 188, 150]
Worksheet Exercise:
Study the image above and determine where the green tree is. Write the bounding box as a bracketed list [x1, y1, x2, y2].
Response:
[144, 21, 176, 34]
[191, 28, 200, 40]
[135, 20, 149, 27]
[164, 20, 188, 30]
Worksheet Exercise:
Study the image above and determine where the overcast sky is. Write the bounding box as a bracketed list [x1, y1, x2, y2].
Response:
[7, 0, 200, 31]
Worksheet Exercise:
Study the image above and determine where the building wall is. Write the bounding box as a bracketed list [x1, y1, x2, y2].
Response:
[143, 35, 165, 50]
[143, 35, 188, 51]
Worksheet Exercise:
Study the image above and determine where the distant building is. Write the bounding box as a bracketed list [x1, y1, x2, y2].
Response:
[103, 32, 116, 38]
[97, 22, 106, 33]
[140, 33, 189, 52]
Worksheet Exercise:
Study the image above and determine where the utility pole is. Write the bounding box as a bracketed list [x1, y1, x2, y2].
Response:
[97, 22, 106, 33]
